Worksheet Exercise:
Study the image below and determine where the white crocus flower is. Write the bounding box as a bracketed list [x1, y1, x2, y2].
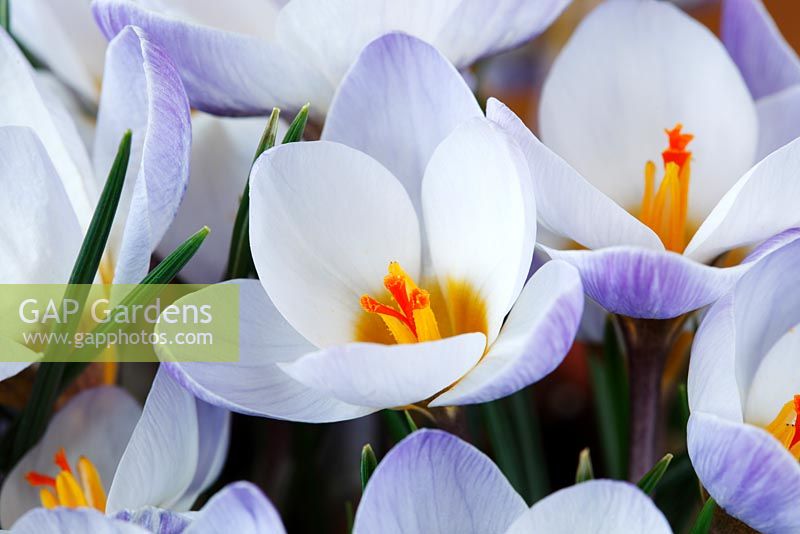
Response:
[156, 34, 584, 422]
[495, 0, 800, 320]
[0, 368, 229, 528]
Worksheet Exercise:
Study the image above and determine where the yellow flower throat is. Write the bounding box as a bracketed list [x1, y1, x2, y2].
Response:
[26, 448, 107, 512]
[766, 395, 800, 460]
[639, 124, 693, 253]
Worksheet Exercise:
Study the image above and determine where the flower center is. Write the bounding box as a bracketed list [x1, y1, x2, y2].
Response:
[359, 262, 441, 344]
[25, 447, 107, 512]
[639, 124, 693, 253]
[765, 395, 800, 460]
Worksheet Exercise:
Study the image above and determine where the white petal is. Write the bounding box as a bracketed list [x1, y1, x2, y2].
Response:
[135, 0, 284, 39]
[106, 369, 199, 514]
[0, 127, 81, 283]
[249, 141, 420, 348]
[279, 333, 485, 409]
[431, 261, 583, 406]
[157, 280, 375, 423]
[422, 118, 531, 342]
[745, 326, 800, 426]
[0, 29, 96, 228]
[755, 85, 800, 160]
[156, 113, 271, 283]
[685, 135, 800, 263]
[487, 98, 663, 250]
[539, 0, 757, 222]
[505, 480, 671, 534]
[0, 387, 141, 527]
[11, 0, 106, 103]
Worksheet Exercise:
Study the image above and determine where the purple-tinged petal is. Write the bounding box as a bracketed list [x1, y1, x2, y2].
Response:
[688, 412, 800, 533]
[186, 482, 286, 534]
[106, 368, 199, 514]
[113, 507, 191, 534]
[487, 98, 662, 252]
[92, 0, 328, 115]
[722, 0, 800, 100]
[323, 33, 481, 218]
[543, 246, 750, 319]
[698, 238, 800, 416]
[0, 388, 141, 527]
[93, 25, 191, 284]
[755, 85, 800, 159]
[505, 480, 671, 534]
[157, 280, 375, 423]
[12, 508, 148, 534]
[353, 430, 526, 534]
[279, 333, 486, 409]
[171, 400, 231, 511]
[742, 227, 800, 264]
[430, 261, 583, 406]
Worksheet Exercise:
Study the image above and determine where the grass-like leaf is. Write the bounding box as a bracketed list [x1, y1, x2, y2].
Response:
[360, 443, 378, 492]
[575, 448, 595, 483]
[637, 453, 674, 495]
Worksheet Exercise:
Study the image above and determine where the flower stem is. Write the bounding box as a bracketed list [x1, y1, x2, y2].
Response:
[618, 315, 685, 481]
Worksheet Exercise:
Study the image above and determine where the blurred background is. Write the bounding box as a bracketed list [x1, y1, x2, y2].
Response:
[3, 1, 797, 532]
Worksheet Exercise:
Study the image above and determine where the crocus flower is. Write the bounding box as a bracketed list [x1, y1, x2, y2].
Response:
[7, 481, 285, 534]
[722, 0, 800, 159]
[91, 0, 570, 117]
[352, 429, 671, 533]
[156, 34, 583, 422]
[687, 235, 800, 533]
[0, 368, 230, 529]
[0, 24, 190, 379]
[495, 0, 800, 319]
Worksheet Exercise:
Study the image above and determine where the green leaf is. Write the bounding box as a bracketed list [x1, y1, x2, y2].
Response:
[360, 443, 378, 492]
[282, 103, 310, 144]
[677, 383, 690, 429]
[225, 108, 281, 280]
[637, 453, 673, 494]
[575, 448, 594, 483]
[382, 409, 411, 442]
[508, 388, 549, 502]
[60, 226, 211, 388]
[404, 410, 418, 432]
[0, 0, 9, 32]
[344, 501, 354, 534]
[9, 130, 131, 464]
[482, 400, 525, 497]
[587, 319, 629, 479]
[689, 497, 716, 534]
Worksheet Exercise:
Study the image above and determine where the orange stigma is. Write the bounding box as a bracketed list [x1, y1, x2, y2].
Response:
[639, 123, 693, 253]
[765, 395, 800, 460]
[25, 448, 107, 512]
[360, 262, 441, 344]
